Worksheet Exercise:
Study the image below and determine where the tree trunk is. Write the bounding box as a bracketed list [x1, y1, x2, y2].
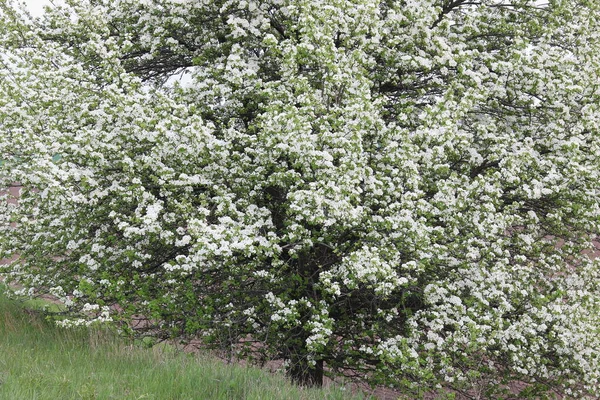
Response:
[288, 357, 324, 387]
[283, 245, 332, 387]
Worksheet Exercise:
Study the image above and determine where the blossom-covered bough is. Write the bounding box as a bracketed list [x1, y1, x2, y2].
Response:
[1, 0, 600, 397]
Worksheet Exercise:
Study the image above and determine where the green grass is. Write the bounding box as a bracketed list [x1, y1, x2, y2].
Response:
[0, 289, 368, 400]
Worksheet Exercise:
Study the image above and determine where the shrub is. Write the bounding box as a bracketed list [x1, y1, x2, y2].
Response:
[1, 0, 600, 397]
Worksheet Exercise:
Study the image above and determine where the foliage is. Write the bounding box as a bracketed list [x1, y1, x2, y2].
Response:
[1, 0, 600, 396]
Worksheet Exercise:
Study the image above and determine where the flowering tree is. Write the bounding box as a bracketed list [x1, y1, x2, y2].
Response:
[2, 0, 600, 396]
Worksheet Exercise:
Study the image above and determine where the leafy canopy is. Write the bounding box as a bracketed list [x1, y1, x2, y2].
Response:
[2, 0, 600, 396]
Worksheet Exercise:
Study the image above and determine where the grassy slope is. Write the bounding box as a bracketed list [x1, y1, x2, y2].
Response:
[0, 290, 368, 400]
